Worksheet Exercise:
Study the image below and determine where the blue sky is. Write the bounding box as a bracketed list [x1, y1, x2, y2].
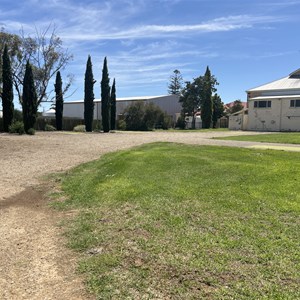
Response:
[1, 0, 300, 110]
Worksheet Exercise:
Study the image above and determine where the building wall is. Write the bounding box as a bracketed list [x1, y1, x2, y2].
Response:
[248, 99, 281, 131]
[63, 95, 181, 121]
[280, 98, 300, 131]
[229, 115, 243, 130]
[228, 112, 248, 130]
[247, 98, 300, 131]
[63, 102, 85, 119]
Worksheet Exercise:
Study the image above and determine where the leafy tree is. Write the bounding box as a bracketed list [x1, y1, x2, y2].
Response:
[22, 60, 37, 133]
[227, 100, 244, 114]
[212, 93, 224, 128]
[168, 69, 183, 95]
[2, 44, 14, 132]
[101, 57, 110, 133]
[84, 55, 95, 132]
[179, 67, 218, 129]
[201, 66, 213, 128]
[110, 78, 116, 130]
[54, 71, 63, 130]
[0, 25, 73, 106]
[179, 81, 199, 129]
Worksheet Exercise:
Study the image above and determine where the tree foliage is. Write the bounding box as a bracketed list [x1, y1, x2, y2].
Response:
[212, 94, 224, 128]
[179, 66, 218, 129]
[2, 44, 14, 132]
[179, 81, 199, 129]
[124, 101, 171, 131]
[168, 69, 183, 95]
[22, 61, 37, 133]
[54, 71, 63, 130]
[0, 25, 73, 106]
[201, 66, 213, 128]
[101, 57, 110, 133]
[110, 78, 116, 130]
[84, 55, 95, 132]
[227, 99, 244, 114]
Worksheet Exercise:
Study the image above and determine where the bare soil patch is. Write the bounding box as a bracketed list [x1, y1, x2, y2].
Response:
[0, 130, 292, 299]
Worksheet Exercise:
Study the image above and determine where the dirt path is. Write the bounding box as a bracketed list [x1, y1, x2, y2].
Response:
[1, 131, 299, 299]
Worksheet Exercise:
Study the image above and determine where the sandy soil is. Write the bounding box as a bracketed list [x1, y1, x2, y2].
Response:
[1, 130, 299, 300]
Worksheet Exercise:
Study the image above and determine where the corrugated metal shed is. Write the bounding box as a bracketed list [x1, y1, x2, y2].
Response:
[64, 95, 167, 104]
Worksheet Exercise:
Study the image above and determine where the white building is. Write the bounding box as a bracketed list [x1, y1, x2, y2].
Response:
[228, 108, 248, 131]
[247, 69, 300, 131]
[44, 95, 181, 122]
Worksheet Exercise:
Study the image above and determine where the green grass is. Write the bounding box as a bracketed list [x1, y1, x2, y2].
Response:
[168, 128, 229, 132]
[216, 132, 300, 144]
[55, 143, 300, 299]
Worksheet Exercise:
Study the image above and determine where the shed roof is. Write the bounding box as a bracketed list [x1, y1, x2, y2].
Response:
[247, 69, 300, 92]
[64, 95, 170, 104]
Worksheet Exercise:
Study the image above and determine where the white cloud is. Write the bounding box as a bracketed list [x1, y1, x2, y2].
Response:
[59, 14, 285, 42]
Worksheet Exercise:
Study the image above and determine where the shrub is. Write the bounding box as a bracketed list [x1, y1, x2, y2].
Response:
[160, 114, 173, 130]
[73, 125, 86, 132]
[45, 124, 57, 131]
[92, 120, 102, 132]
[9, 121, 25, 135]
[117, 119, 126, 130]
[13, 109, 23, 122]
[175, 115, 186, 129]
[124, 101, 146, 131]
[27, 128, 35, 135]
[124, 101, 172, 131]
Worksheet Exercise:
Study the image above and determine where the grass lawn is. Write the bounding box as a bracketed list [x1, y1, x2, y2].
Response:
[53, 143, 300, 299]
[168, 128, 229, 132]
[215, 132, 300, 144]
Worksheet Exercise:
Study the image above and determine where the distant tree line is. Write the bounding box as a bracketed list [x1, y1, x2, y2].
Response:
[1, 26, 118, 134]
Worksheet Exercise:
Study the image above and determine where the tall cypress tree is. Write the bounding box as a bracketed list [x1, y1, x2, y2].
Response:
[101, 57, 110, 132]
[2, 44, 14, 132]
[54, 71, 63, 130]
[110, 78, 116, 130]
[22, 60, 37, 133]
[212, 93, 224, 128]
[84, 55, 95, 132]
[201, 66, 213, 129]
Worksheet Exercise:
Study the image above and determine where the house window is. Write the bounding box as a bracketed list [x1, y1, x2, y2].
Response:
[254, 100, 271, 108]
[290, 100, 300, 107]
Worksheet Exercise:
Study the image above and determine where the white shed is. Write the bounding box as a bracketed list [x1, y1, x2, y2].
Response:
[228, 108, 248, 130]
[59, 95, 181, 121]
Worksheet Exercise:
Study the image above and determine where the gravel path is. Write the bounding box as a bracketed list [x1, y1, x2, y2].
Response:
[0, 130, 299, 299]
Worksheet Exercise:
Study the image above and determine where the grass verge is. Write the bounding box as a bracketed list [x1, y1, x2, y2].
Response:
[215, 132, 300, 144]
[54, 143, 300, 299]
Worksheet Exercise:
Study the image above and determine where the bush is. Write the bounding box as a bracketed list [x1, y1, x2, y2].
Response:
[117, 119, 126, 130]
[92, 120, 102, 132]
[9, 121, 25, 135]
[175, 115, 186, 129]
[124, 101, 146, 131]
[124, 101, 172, 131]
[73, 125, 86, 132]
[27, 128, 35, 135]
[13, 109, 23, 122]
[45, 124, 56, 131]
[0, 118, 3, 132]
